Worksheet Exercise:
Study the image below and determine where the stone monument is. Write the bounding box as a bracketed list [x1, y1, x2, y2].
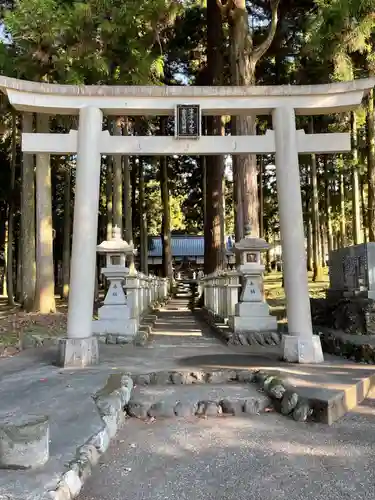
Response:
[327, 243, 375, 299]
[310, 243, 375, 334]
[228, 226, 277, 334]
[92, 226, 137, 343]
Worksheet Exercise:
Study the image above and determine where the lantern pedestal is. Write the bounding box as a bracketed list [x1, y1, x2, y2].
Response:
[92, 227, 137, 342]
[228, 234, 277, 335]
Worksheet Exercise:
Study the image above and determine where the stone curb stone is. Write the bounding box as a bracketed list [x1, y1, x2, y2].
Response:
[148, 401, 176, 418]
[48, 372, 134, 500]
[196, 401, 222, 417]
[174, 401, 197, 417]
[220, 398, 245, 416]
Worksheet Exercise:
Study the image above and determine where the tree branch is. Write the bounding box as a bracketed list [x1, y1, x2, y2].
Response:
[215, 0, 232, 18]
[251, 0, 281, 63]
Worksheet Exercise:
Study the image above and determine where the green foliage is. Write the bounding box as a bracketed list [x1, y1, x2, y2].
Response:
[309, 0, 375, 79]
[3, 0, 183, 83]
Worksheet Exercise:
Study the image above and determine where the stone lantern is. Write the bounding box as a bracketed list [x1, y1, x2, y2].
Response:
[228, 225, 277, 334]
[92, 226, 137, 342]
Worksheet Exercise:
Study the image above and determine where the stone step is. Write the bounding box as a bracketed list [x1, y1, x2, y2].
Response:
[127, 382, 271, 419]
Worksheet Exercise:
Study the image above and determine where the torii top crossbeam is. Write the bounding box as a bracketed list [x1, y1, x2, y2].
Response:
[0, 75, 374, 115]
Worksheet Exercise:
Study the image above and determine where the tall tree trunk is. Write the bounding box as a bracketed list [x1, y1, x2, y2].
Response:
[220, 120, 226, 265]
[305, 167, 313, 271]
[6, 111, 17, 305]
[259, 155, 264, 238]
[204, 0, 225, 274]
[34, 114, 56, 313]
[320, 222, 326, 267]
[123, 119, 134, 271]
[305, 169, 313, 271]
[21, 112, 36, 311]
[3, 220, 8, 297]
[159, 117, 173, 280]
[204, 121, 225, 274]
[351, 111, 362, 244]
[339, 169, 346, 246]
[307, 214, 313, 271]
[202, 155, 207, 232]
[139, 158, 148, 274]
[360, 173, 367, 243]
[16, 238, 22, 302]
[113, 118, 123, 231]
[367, 89, 375, 241]
[131, 157, 138, 252]
[309, 118, 323, 281]
[106, 157, 113, 240]
[324, 156, 333, 255]
[61, 167, 71, 299]
[218, 0, 279, 239]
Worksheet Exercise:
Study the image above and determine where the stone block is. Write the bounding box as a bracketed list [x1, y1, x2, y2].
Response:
[97, 305, 130, 320]
[92, 318, 138, 337]
[229, 314, 277, 333]
[206, 370, 237, 384]
[220, 398, 245, 416]
[282, 335, 324, 363]
[91, 426, 110, 454]
[0, 415, 49, 469]
[234, 302, 272, 317]
[174, 401, 197, 417]
[196, 401, 222, 417]
[127, 400, 151, 419]
[61, 469, 82, 497]
[57, 337, 99, 368]
[148, 401, 176, 418]
[78, 444, 100, 467]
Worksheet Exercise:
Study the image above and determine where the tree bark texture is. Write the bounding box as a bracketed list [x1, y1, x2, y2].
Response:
[351, 111, 362, 244]
[113, 118, 123, 231]
[160, 117, 173, 280]
[106, 157, 113, 240]
[6, 111, 17, 305]
[61, 167, 71, 299]
[309, 118, 323, 281]
[218, 0, 280, 239]
[34, 114, 56, 313]
[367, 89, 375, 241]
[123, 118, 135, 270]
[21, 112, 36, 311]
[139, 158, 148, 274]
[204, 0, 226, 274]
[339, 169, 346, 246]
[324, 156, 333, 255]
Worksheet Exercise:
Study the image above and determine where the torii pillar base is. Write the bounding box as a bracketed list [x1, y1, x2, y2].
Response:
[57, 337, 99, 368]
[282, 335, 324, 364]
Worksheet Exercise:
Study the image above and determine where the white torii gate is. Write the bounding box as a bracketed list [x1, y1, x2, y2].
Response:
[2, 76, 374, 367]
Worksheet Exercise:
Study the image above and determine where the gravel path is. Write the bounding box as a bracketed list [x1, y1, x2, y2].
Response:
[79, 388, 375, 500]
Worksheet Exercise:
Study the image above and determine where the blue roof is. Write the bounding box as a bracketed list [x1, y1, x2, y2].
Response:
[148, 236, 234, 258]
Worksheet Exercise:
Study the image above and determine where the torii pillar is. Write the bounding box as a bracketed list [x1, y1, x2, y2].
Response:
[58, 107, 103, 367]
[273, 107, 322, 363]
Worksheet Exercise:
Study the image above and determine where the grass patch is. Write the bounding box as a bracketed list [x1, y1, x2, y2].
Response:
[264, 270, 329, 322]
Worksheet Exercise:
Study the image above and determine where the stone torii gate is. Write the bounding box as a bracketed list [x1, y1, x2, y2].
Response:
[1, 76, 374, 366]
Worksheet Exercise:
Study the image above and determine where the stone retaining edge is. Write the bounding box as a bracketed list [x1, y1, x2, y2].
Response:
[196, 307, 282, 347]
[47, 373, 134, 500]
[127, 369, 315, 424]
[22, 297, 171, 351]
[316, 327, 375, 364]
